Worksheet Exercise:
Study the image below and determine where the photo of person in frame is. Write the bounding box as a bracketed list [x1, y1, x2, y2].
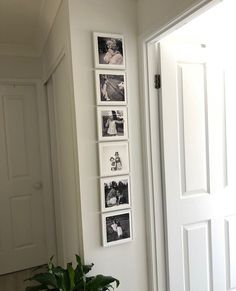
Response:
[109, 151, 122, 171]
[99, 142, 129, 177]
[99, 74, 125, 103]
[98, 36, 124, 65]
[104, 179, 129, 208]
[104, 110, 124, 137]
[98, 107, 127, 141]
[106, 212, 130, 243]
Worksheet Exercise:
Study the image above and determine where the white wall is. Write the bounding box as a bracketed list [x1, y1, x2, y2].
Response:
[0, 56, 41, 79]
[137, 0, 213, 36]
[68, 0, 148, 291]
[42, 0, 83, 264]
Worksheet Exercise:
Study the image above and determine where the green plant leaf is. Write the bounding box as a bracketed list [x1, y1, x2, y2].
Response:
[67, 263, 75, 290]
[75, 255, 94, 275]
[86, 275, 120, 291]
[83, 263, 94, 275]
[75, 255, 82, 266]
[25, 255, 119, 291]
[48, 256, 55, 271]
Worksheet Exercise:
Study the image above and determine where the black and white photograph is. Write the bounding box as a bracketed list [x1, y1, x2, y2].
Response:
[100, 175, 131, 212]
[102, 210, 132, 246]
[99, 142, 130, 177]
[93, 32, 125, 69]
[95, 70, 127, 105]
[97, 107, 128, 141]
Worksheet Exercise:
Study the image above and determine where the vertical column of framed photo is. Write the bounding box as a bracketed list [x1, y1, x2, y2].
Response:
[93, 32, 133, 247]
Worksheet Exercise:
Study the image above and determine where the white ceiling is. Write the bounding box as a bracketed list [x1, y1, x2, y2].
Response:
[0, 0, 62, 57]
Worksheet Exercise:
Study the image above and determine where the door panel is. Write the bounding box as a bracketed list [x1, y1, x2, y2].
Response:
[0, 85, 49, 274]
[183, 221, 212, 291]
[160, 39, 236, 291]
[4, 97, 30, 178]
[177, 62, 209, 196]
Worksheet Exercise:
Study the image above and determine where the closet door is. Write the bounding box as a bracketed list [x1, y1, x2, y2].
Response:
[0, 84, 50, 274]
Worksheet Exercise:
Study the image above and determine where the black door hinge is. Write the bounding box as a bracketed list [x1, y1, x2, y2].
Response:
[154, 74, 161, 89]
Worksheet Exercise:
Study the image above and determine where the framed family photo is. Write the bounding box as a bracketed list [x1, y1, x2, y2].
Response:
[93, 32, 125, 69]
[102, 210, 133, 247]
[97, 107, 128, 141]
[99, 141, 130, 177]
[95, 70, 127, 105]
[100, 175, 131, 212]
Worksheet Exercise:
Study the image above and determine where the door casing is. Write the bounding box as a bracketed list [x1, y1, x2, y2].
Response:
[138, 0, 222, 290]
[43, 47, 84, 266]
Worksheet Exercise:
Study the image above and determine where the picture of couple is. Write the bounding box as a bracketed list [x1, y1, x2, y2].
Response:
[103, 210, 132, 246]
[105, 181, 128, 207]
[100, 176, 130, 212]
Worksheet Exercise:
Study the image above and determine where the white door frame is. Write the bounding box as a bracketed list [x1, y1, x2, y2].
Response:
[43, 45, 84, 266]
[0, 78, 57, 261]
[139, 1, 222, 290]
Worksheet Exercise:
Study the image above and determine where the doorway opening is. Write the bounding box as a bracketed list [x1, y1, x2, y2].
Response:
[141, 0, 236, 290]
[0, 79, 57, 289]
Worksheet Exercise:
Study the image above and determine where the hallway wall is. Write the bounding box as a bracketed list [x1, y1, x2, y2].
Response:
[68, 1, 148, 291]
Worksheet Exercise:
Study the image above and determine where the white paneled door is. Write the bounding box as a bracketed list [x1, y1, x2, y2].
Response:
[0, 84, 54, 274]
[160, 39, 236, 291]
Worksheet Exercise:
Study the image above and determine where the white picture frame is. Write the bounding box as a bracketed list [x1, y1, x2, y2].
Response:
[93, 32, 126, 69]
[99, 141, 130, 177]
[95, 70, 127, 105]
[100, 175, 131, 212]
[97, 107, 128, 141]
[102, 209, 133, 247]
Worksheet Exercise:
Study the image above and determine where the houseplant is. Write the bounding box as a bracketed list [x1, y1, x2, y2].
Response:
[25, 255, 119, 291]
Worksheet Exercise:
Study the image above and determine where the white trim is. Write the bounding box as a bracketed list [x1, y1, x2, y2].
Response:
[63, 40, 85, 260]
[46, 76, 65, 265]
[43, 47, 66, 84]
[44, 46, 85, 264]
[138, 1, 222, 291]
[0, 78, 57, 261]
[36, 80, 58, 260]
